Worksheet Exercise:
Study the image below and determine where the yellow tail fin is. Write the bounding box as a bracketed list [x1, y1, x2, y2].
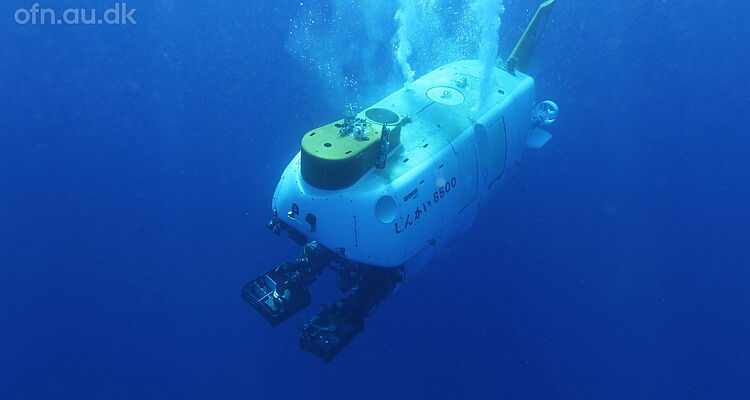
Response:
[507, 0, 556, 73]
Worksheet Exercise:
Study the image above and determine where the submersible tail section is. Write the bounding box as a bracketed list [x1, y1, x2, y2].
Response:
[507, 0, 557, 73]
[243, 0, 558, 363]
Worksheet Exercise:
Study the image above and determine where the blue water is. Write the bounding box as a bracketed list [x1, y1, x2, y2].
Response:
[2, 1, 748, 398]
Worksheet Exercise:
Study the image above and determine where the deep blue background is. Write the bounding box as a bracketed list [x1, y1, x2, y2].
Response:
[1, 1, 748, 398]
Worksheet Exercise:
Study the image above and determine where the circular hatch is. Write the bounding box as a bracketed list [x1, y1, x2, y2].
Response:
[426, 86, 465, 106]
[365, 108, 400, 124]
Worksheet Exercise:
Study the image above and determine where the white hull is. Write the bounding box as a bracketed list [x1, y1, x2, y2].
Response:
[272, 60, 544, 272]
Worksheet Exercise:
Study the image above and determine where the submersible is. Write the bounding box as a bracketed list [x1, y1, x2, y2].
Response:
[243, 0, 559, 363]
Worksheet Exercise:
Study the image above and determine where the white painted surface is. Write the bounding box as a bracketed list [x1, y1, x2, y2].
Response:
[271, 60, 544, 272]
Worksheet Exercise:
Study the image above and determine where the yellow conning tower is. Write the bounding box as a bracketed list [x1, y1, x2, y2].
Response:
[300, 108, 402, 190]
